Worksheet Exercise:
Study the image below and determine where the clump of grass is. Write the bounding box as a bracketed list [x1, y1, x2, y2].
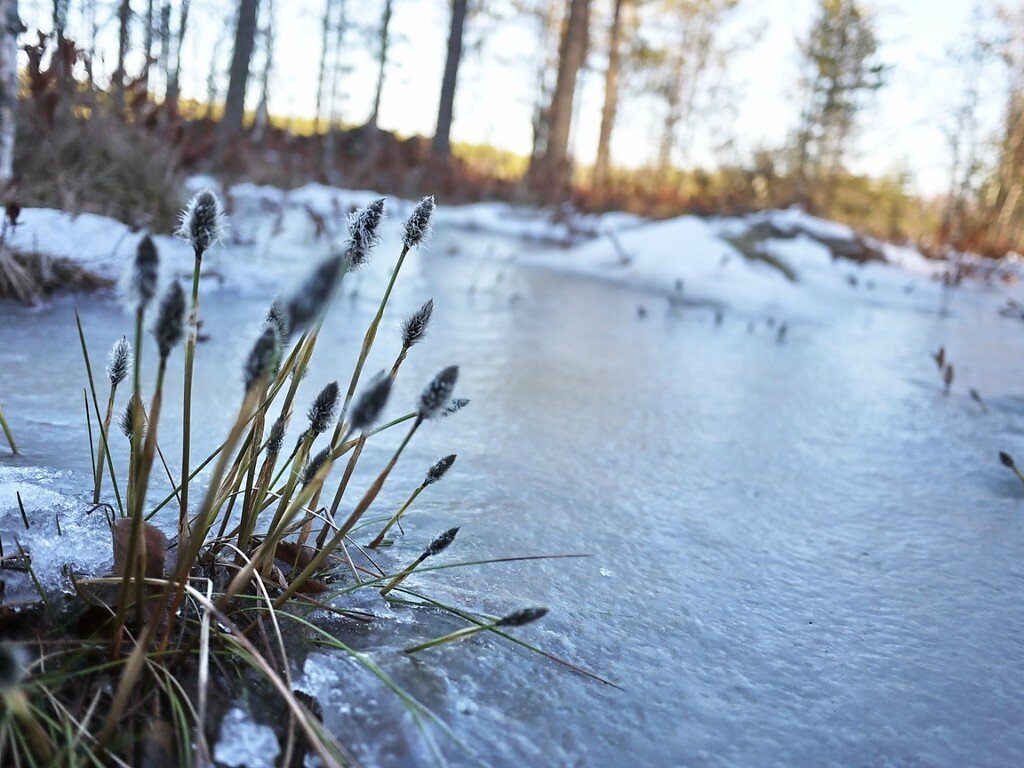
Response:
[0, 192, 596, 765]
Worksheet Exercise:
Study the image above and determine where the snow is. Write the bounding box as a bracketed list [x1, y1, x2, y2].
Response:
[7, 180, 996, 324]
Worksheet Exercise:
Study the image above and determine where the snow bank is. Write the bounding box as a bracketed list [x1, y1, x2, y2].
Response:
[6, 178, 1006, 321]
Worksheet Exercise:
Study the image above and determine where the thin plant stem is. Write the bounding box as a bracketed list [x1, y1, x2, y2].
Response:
[368, 483, 424, 549]
[179, 248, 203, 545]
[0, 402, 17, 454]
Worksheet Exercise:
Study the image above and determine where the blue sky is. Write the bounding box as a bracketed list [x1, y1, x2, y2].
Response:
[22, 0, 1002, 195]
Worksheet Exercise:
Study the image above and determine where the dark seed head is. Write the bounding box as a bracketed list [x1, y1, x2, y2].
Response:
[418, 366, 459, 420]
[423, 526, 459, 558]
[285, 254, 345, 336]
[1000, 451, 1015, 469]
[402, 196, 435, 249]
[344, 198, 386, 268]
[0, 643, 27, 692]
[302, 447, 332, 487]
[244, 324, 281, 392]
[266, 298, 290, 344]
[119, 398, 146, 440]
[127, 235, 160, 310]
[442, 398, 470, 418]
[307, 381, 340, 435]
[107, 336, 132, 387]
[424, 454, 456, 486]
[348, 373, 392, 433]
[496, 607, 548, 628]
[153, 281, 186, 359]
[401, 299, 434, 348]
[264, 415, 287, 459]
[177, 188, 226, 254]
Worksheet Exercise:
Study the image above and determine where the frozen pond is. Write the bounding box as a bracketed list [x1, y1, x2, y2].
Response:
[2, 229, 1024, 767]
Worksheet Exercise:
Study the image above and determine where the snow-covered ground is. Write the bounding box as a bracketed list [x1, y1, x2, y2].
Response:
[10, 177, 1018, 323]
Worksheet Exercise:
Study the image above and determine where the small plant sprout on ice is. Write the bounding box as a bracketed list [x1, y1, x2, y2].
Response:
[999, 451, 1024, 490]
[0, 192, 598, 765]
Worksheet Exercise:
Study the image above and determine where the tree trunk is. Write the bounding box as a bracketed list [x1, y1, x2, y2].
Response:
[314, 0, 336, 134]
[531, 0, 591, 195]
[432, 0, 468, 158]
[0, 0, 19, 189]
[220, 0, 260, 139]
[115, 0, 131, 111]
[166, 0, 190, 112]
[593, 0, 624, 191]
[368, 0, 393, 128]
[251, 0, 274, 143]
[142, 0, 154, 87]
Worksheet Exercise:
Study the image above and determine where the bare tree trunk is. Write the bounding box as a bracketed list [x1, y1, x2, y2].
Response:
[166, 0, 190, 111]
[142, 0, 154, 88]
[314, 0, 336, 134]
[252, 0, 274, 143]
[529, 0, 561, 167]
[531, 0, 591, 195]
[593, 0, 625, 191]
[432, 0, 468, 158]
[0, 0, 19, 189]
[368, 0, 393, 128]
[220, 0, 260, 139]
[115, 0, 131, 111]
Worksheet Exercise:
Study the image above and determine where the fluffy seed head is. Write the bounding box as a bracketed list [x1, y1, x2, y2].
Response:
[285, 254, 345, 336]
[302, 447, 332, 487]
[401, 299, 434, 348]
[107, 336, 132, 387]
[177, 188, 227, 254]
[265, 415, 287, 459]
[266, 299, 290, 344]
[418, 366, 459, 419]
[424, 526, 459, 557]
[344, 197, 386, 267]
[0, 643, 27, 692]
[348, 373, 392, 433]
[307, 381, 340, 435]
[154, 281, 186, 359]
[442, 398, 470, 418]
[126, 235, 160, 310]
[1000, 451, 1016, 469]
[423, 454, 456, 486]
[402, 196, 435, 249]
[244, 324, 281, 392]
[496, 607, 548, 628]
[119, 399, 146, 440]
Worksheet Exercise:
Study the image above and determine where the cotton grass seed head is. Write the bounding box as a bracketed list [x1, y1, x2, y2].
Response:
[285, 254, 345, 336]
[302, 447, 331, 487]
[401, 298, 434, 348]
[244, 324, 281, 392]
[264, 415, 287, 459]
[424, 526, 459, 557]
[107, 336, 132, 387]
[307, 381, 340, 435]
[402, 196, 435, 249]
[154, 281, 186, 359]
[424, 454, 456, 486]
[177, 188, 227, 255]
[418, 366, 459, 420]
[496, 607, 548, 628]
[266, 298, 290, 344]
[119, 399, 146, 440]
[348, 373, 392, 433]
[344, 197, 386, 267]
[442, 398, 470, 418]
[125, 235, 159, 311]
[1000, 451, 1016, 469]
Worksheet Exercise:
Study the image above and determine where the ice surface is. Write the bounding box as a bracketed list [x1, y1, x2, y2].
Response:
[3, 186, 1024, 767]
[213, 707, 281, 768]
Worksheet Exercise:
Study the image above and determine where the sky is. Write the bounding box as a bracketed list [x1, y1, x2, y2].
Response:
[20, 0, 1007, 196]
